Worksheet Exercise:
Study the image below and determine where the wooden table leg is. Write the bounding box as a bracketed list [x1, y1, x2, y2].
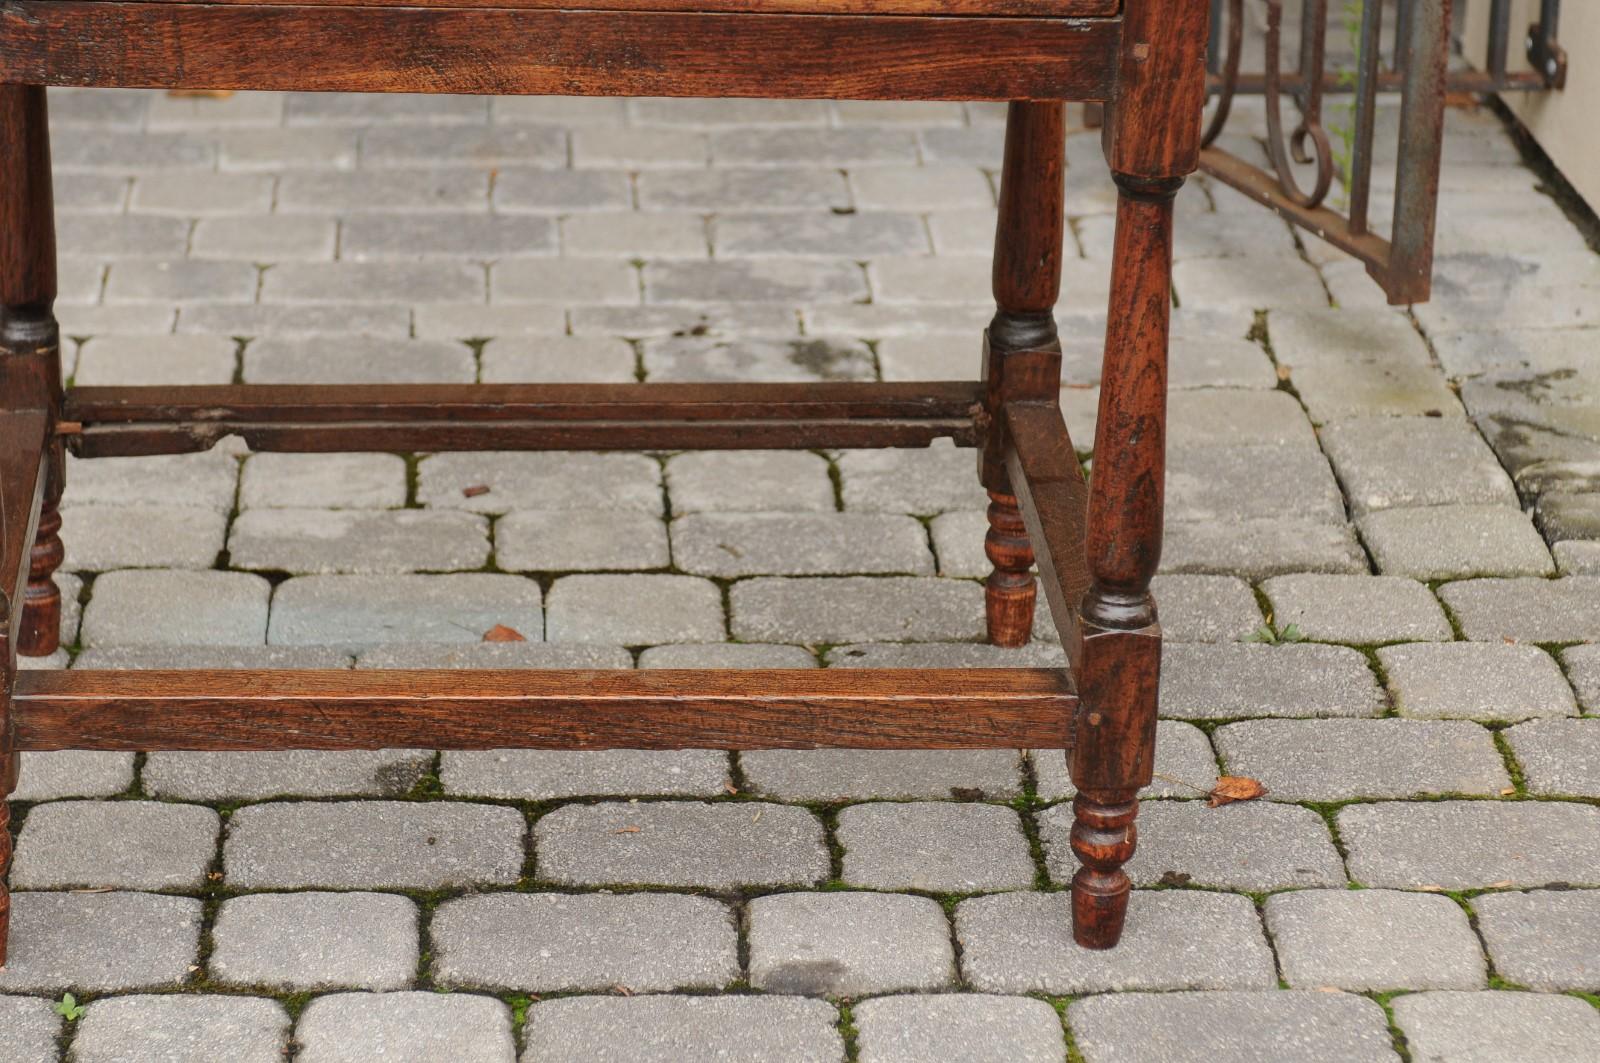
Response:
[980, 100, 1066, 649]
[1, 84, 63, 660]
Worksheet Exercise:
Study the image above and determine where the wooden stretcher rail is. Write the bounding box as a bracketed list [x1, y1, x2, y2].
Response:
[1004, 401, 1089, 669]
[11, 668, 1078, 751]
[63, 381, 985, 455]
[0, 2, 1122, 101]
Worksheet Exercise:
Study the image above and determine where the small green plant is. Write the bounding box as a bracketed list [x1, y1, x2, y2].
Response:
[1246, 621, 1306, 645]
[54, 993, 87, 1021]
[1327, 0, 1365, 207]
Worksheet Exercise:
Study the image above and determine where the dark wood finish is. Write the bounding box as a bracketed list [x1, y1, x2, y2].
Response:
[0, 4, 1121, 101]
[79, 0, 1121, 13]
[979, 101, 1067, 647]
[0, 409, 49, 968]
[1003, 401, 1088, 669]
[0, 0, 1229, 957]
[0, 84, 64, 659]
[13, 668, 1076, 751]
[65, 381, 984, 456]
[1067, 0, 1208, 952]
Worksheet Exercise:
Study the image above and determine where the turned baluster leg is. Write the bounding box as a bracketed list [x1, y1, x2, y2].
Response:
[1, 84, 63, 660]
[1, 82, 62, 964]
[1069, 0, 1208, 950]
[980, 100, 1065, 648]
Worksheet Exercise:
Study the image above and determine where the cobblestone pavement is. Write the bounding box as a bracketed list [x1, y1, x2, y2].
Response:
[1, 88, 1598, 1063]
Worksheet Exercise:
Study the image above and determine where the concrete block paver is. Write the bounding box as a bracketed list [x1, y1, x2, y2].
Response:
[1340, 800, 1600, 888]
[12, 750, 135, 801]
[534, 801, 828, 888]
[956, 890, 1276, 993]
[1378, 642, 1578, 722]
[1359, 505, 1554, 580]
[837, 801, 1036, 892]
[12, 800, 219, 891]
[223, 800, 525, 890]
[432, 892, 737, 992]
[268, 573, 543, 646]
[1503, 718, 1600, 797]
[1159, 643, 1386, 719]
[1149, 573, 1262, 643]
[296, 992, 515, 1063]
[1068, 991, 1400, 1063]
[443, 749, 730, 799]
[740, 749, 1023, 802]
[1440, 577, 1600, 643]
[672, 512, 933, 576]
[229, 508, 490, 574]
[497, 510, 670, 572]
[1213, 718, 1510, 801]
[1473, 889, 1600, 991]
[1265, 889, 1487, 990]
[143, 749, 431, 801]
[0, 997, 60, 1063]
[731, 576, 984, 644]
[1320, 417, 1517, 514]
[71, 995, 291, 1063]
[854, 995, 1066, 1063]
[1261, 574, 1453, 644]
[210, 892, 419, 991]
[1033, 720, 1219, 802]
[544, 573, 724, 644]
[748, 892, 955, 995]
[523, 996, 841, 1063]
[1392, 991, 1600, 1063]
[0, 892, 201, 993]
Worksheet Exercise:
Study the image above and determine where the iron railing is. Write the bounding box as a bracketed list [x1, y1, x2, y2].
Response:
[1197, 0, 1566, 304]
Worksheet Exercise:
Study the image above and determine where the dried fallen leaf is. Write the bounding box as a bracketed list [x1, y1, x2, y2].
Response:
[1157, 871, 1192, 887]
[723, 781, 739, 796]
[611, 985, 635, 996]
[483, 624, 527, 643]
[1207, 775, 1269, 808]
[1500, 787, 1517, 796]
[1276, 364, 1293, 382]
[611, 826, 641, 835]
[1486, 880, 1515, 889]
[462, 484, 491, 498]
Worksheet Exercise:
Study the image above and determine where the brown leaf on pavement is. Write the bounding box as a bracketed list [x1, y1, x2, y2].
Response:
[462, 484, 491, 498]
[483, 624, 526, 642]
[1207, 775, 1269, 807]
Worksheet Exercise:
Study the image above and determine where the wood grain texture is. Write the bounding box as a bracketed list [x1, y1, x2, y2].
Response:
[1004, 401, 1087, 668]
[1100, 0, 1209, 178]
[73, 0, 1120, 13]
[13, 668, 1076, 751]
[983, 490, 1035, 648]
[0, 3, 1121, 101]
[66, 381, 984, 456]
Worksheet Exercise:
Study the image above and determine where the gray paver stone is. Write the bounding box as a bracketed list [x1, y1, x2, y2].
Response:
[1556, 540, 1600, 574]
[65, 450, 238, 512]
[12, 800, 219, 890]
[418, 452, 662, 515]
[229, 508, 489, 574]
[1392, 991, 1600, 1063]
[642, 334, 874, 382]
[1265, 889, 1486, 990]
[1340, 800, 1600, 888]
[1167, 444, 1346, 525]
[928, 509, 989, 578]
[210, 892, 418, 991]
[297, 992, 515, 1063]
[81, 570, 271, 647]
[1378, 642, 1577, 722]
[62, 504, 227, 571]
[432, 893, 737, 992]
[1440, 577, 1600, 642]
[1320, 417, 1517, 514]
[443, 749, 729, 799]
[522, 996, 841, 1063]
[1473, 888, 1600, 991]
[496, 511, 670, 572]
[244, 336, 475, 384]
[1149, 574, 1262, 643]
[0, 892, 201, 993]
[1032, 720, 1219, 802]
[71, 995, 287, 1063]
[1068, 991, 1399, 1063]
[0, 997, 59, 1063]
[72, 644, 352, 670]
[1161, 518, 1369, 579]
[544, 574, 724, 644]
[12, 750, 135, 801]
[731, 577, 984, 643]
[836, 801, 1035, 892]
[665, 451, 836, 514]
[837, 444, 986, 514]
[1504, 719, 1600, 797]
[1561, 644, 1600, 711]
[241, 453, 407, 509]
[854, 995, 1066, 1063]
[1167, 388, 1318, 447]
[671, 513, 933, 576]
[1213, 718, 1510, 801]
[740, 749, 1022, 802]
[480, 336, 636, 383]
[748, 892, 954, 996]
[268, 574, 543, 646]
[828, 641, 1067, 669]
[1159, 643, 1386, 719]
[1359, 505, 1554, 580]
[1261, 574, 1453, 644]
[955, 891, 1275, 993]
[357, 643, 630, 670]
[143, 749, 431, 801]
[224, 800, 525, 889]
[1040, 800, 1346, 891]
[534, 801, 827, 888]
